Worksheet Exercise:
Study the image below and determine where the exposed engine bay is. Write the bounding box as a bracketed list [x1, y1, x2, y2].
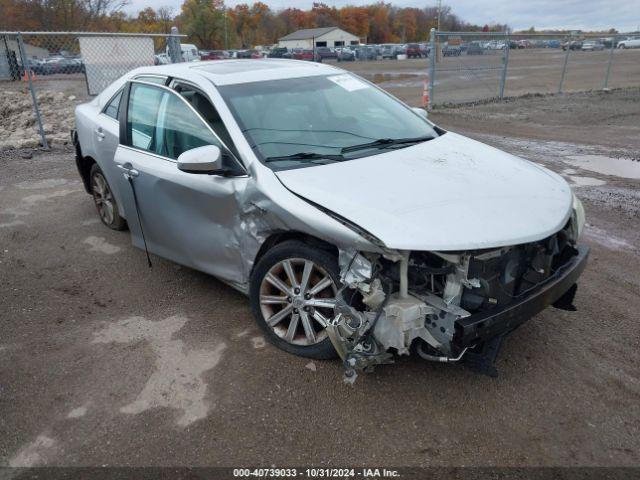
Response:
[328, 219, 587, 384]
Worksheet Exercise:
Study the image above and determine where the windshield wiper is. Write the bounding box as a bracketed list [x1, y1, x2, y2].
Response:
[264, 152, 345, 163]
[341, 135, 433, 154]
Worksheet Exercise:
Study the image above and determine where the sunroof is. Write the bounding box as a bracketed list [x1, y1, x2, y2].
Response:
[192, 61, 286, 75]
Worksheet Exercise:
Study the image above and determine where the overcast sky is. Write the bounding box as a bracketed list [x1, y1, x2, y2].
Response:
[124, 0, 640, 32]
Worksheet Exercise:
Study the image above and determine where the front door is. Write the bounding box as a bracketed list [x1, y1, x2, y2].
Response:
[112, 80, 248, 285]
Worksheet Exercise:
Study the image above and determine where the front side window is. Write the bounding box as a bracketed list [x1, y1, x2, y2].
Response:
[219, 74, 439, 170]
[173, 82, 236, 154]
[126, 83, 220, 160]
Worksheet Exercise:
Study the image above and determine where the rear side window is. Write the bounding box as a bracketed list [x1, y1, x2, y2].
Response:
[126, 82, 221, 160]
[103, 89, 123, 120]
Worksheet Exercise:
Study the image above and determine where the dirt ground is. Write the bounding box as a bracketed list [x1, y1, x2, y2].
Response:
[1, 86, 639, 469]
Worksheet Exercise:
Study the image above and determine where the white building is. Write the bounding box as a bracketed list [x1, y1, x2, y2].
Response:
[278, 27, 360, 49]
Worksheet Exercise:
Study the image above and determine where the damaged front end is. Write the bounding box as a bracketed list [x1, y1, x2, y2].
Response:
[328, 220, 589, 383]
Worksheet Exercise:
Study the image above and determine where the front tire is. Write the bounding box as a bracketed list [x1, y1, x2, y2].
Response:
[90, 163, 127, 231]
[250, 241, 340, 359]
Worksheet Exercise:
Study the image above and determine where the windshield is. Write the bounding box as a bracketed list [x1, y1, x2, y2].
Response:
[218, 73, 439, 170]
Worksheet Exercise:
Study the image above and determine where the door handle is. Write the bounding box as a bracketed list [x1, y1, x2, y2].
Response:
[117, 163, 139, 177]
[95, 127, 105, 139]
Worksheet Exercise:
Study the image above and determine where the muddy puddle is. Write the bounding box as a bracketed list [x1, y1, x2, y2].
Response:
[564, 155, 640, 180]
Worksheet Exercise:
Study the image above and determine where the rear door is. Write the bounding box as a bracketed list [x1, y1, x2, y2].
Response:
[113, 80, 249, 285]
[94, 75, 168, 218]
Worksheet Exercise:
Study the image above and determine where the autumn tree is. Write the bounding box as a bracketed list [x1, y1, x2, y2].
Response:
[2, 1, 513, 50]
[178, 0, 226, 49]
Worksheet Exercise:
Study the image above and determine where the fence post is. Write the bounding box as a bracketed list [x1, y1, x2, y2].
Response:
[17, 33, 48, 150]
[558, 33, 572, 94]
[167, 26, 182, 63]
[428, 28, 436, 109]
[603, 38, 615, 90]
[499, 33, 510, 99]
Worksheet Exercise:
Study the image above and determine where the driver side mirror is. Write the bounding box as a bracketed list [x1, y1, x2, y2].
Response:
[412, 107, 428, 119]
[177, 145, 224, 174]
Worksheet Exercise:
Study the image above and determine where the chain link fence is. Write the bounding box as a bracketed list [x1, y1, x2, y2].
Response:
[427, 29, 640, 107]
[0, 30, 184, 149]
[2, 28, 639, 148]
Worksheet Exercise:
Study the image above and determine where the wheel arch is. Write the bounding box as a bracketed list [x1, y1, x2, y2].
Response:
[74, 138, 96, 195]
[250, 231, 339, 278]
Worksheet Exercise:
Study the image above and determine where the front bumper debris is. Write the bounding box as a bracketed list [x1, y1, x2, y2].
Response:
[453, 246, 590, 349]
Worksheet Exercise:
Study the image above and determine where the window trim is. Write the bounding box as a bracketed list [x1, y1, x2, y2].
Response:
[119, 79, 246, 174]
[133, 74, 169, 85]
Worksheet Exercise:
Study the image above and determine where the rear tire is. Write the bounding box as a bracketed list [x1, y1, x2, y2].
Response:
[89, 163, 127, 231]
[250, 240, 340, 360]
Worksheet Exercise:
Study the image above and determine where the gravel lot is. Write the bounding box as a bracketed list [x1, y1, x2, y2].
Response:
[1, 84, 639, 468]
[343, 48, 640, 105]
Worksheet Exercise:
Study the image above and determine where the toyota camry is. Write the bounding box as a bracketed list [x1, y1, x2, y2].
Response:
[72, 59, 588, 381]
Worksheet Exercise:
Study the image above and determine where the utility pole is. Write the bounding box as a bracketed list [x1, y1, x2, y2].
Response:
[223, 5, 228, 49]
[435, 0, 442, 63]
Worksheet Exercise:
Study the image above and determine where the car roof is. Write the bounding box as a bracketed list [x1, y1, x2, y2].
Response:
[133, 59, 340, 86]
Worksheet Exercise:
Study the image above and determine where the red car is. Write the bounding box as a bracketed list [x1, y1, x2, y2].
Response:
[292, 49, 315, 61]
[236, 49, 263, 59]
[406, 43, 423, 58]
[200, 50, 227, 60]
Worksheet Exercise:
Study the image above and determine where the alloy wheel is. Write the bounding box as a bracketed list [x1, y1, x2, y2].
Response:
[259, 258, 337, 346]
[91, 171, 115, 225]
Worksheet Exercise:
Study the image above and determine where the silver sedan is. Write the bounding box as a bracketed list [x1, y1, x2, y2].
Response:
[73, 59, 587, 380]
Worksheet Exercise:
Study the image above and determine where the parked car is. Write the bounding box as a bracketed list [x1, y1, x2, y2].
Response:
[237, 50, 262, 59]
[546, 40, 561, 48]
[336, 48, 356, 62]
[268, 47, 289, 58]
[581, 40, 605, 51]
[39, 57, 65, 74]
[33, 56, 83, 75]
[442, 45, 462, 56]
[72, 60, 588, 380]
[315, 47, 337, 60]
[166, 43, 200, 62]
[561, 40, 583, 51]
[406, 43, 423, 58]
[354, 46, 377, 60]
[486, 40, 506, 50]
[292, 49, 315, 61]
[466, 42, 484, 55]
[516, 40, 532, 49]
[381, 44, 400, 59]
[62, 57, 84, 73]
[617, 36, 640, 49]
[200, 50, 227, 60]
[24, 58, 55, 75]
[600, 37, 616, 48]
[154, 53, 170, 65]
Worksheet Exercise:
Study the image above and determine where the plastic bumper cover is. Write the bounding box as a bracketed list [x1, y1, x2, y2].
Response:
[454, 245, 590, 348]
